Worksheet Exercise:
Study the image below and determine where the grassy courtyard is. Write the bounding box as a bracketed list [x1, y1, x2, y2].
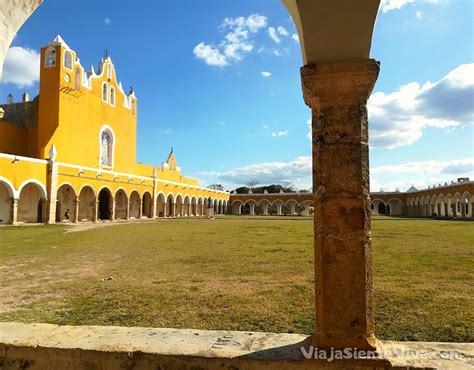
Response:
[0, 216, 472, 342]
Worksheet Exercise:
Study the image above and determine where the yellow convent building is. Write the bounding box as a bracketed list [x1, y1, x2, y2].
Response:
[0, 36, 229, 225]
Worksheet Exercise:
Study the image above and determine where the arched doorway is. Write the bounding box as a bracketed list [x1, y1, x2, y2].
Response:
[129, 191, 141, 219]
[197, 197, 203, 216]
[78, 186, 95, 222]
[115, 189, 128, 220]
[166, 194, 175, 217]
[387, 198, 402, 216]
[176, 194, 183, 216]
[57, 184, 76, 222]
[0, 180, 14, 224]
[183, 196, 190, 216]
[377, 202, 386, 215]
[18, 182, 46, 223]
[142, 192, 152, 218]
[156, 193, 166, 217]
[191, 196, 197, 216]
[98, 188, 112, 220]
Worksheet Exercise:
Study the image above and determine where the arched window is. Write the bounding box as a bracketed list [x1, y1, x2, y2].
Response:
[102, 83, 108, 102]
[100, 128, 114, 167]
[45, 47, 56, 67]
[64, 50, 73, 70]
[75, 69, 81, 89]
[109, 86, 115, 106]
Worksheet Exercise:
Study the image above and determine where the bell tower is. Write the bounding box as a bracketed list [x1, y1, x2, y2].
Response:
[37, 35, 74, 159]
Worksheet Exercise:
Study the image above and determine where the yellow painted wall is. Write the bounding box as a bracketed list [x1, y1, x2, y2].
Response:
[0, 155, 47, 194]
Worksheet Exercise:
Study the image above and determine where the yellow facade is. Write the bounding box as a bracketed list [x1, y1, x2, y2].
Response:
[0, 36, 229, 224]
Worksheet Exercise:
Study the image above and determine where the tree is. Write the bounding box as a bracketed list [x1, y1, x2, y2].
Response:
[245, 180, 259, 191]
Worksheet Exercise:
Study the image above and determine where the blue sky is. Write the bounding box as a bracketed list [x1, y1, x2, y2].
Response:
[1, 0, 473, 192]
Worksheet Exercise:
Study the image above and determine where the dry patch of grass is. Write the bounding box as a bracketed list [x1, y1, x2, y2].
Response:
[0, 217, 472, 342]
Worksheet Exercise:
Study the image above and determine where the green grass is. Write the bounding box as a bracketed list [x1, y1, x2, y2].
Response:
[0, 216, 472, 342]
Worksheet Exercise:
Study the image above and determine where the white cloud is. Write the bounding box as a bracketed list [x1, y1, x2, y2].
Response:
[370, 157, 474, 192]
[210, 155, 312, 187]
[291, 33, 300, 43]
[193, 42, 227, 67]
[415, 10, 423, 19]
[261, 71, 271, 77]
[198, 155, 473, 191]
[1, 46, 40, 87]
[159, 128, 173, 135]
[194, 14, 267, 67]
[380, 0, 443, 12]
[368, 63, 474, 148]
[262, 124, 268, 129]
[267, 27, 281, 43]
[277, 26, 289, 36]
[271, 130, 290, 137]
[380, 0, 415, 12]
[104, 17, 111, 25]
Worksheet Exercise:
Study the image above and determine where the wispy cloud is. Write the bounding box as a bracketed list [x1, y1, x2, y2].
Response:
[380, 0, 444, 13]
[267, 27, 281, 43]
[193, 14, 267, 67]
[1, 46, 40, 87]
[368, 63, 474, 148]
[104, 17, 111, 25]
[277, 26, 289, 36]
[272, 130, 290, 137]
[261, 71, 271, 77]
[159, 128, 173, 135]
[291, 33, 300, 43]
[198, 156, 473, 192]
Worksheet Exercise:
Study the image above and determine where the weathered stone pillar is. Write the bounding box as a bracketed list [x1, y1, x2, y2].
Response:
[111, 197, 116, 221]
[289, 203, 296, 215]
[73, 196, 79, 223]
[138, 201, 143, 219]
[126, 200, 130, 220]
[46, 152, 58, 224]
[249, 203, 255, 215]
[261, 204, 268, 215]
[11, 197, 19, 224]
[93, 200, 99, 223]
[301, 59, 379, 351]
[276, 203, 282, 216]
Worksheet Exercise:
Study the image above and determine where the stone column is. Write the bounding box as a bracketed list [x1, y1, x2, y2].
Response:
[301, 59, 379, 351]
[93, 200, 99, 223]
[249, 203, 255, 215]
[46, 160, 58, 224]
[11, 197, 19, 224]
[261, 204, 268, 215]
[138, 201, 143, 219]
[126, 200, 130, 220]
[73, 196, 79, 223]
[111, 197, 116, 221]
[276, 203, 282, 216]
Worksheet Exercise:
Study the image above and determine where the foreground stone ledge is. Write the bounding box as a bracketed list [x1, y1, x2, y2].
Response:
[0, 322, 472, 369]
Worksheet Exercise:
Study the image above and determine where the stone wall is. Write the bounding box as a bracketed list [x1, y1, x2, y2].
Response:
[0, 99, 39, 128]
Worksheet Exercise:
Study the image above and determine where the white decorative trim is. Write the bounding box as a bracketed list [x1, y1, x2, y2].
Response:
[18, 179, 47, 199]
[57, 182, 78, 196]
[78, 184, 97, 197]
[0, 153, 48, 164]
[0, 176, 16, 197]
